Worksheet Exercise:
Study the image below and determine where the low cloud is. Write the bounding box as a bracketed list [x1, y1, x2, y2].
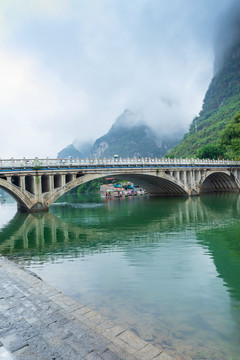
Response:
[0, 48, 89, 158]
[0, 0, 237, 158]
[214, 0, 240, 73]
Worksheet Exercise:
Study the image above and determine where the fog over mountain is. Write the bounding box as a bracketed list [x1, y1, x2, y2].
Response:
[214, 0, 240, 74]
[58, 109, 183, 159]
[0, 0, 238, 158]
[168, 0, 240, 158]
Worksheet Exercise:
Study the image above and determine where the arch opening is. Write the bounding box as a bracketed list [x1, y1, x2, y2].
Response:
[46, 172, 188, 209]
[0, 187, 16, 203]
[0, 184, 26, 208]
[54, 174, 62, 189]
[42, 175, 50, 193]
[25, 176, 35, 195]
[66, 174, 73, 183]
[200, 172, 239, 193]
[0, 178, 37, 212]
[115, 174, 188, 196]
[11, 175, 20, 187]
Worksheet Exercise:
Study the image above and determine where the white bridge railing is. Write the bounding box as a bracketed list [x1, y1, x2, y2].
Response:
[0, 157, 240, 169]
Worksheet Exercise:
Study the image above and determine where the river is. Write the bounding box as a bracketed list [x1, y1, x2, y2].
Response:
[0, 193, 240, 360]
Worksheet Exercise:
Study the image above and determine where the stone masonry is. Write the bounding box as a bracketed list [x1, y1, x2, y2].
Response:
[0, 256, 173, 360]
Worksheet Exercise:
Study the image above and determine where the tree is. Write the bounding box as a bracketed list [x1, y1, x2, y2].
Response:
[220, 113, 240, 159]
[196, 144, 224, 160]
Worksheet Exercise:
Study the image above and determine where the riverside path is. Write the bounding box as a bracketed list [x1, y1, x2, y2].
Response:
[0, 256, 173, 360]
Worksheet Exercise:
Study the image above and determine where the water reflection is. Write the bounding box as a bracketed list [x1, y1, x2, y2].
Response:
[1, 194, 240, 262]
[0, 193, 240, 360]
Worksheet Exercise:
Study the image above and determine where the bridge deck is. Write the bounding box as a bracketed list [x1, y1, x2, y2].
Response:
[0, 256, 173, 360]
[0, 157, 240, 171]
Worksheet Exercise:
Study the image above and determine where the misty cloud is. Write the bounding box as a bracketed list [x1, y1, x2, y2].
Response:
[214, 0, 240, 73]
[0, 0, 237, 158]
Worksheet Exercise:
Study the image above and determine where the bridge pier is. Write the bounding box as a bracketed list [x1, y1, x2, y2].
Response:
[17, 202, 49, 213]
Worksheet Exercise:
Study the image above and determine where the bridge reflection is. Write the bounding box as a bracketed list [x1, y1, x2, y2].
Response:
[1, 194, 240, 303]
[0, 211, 91, 258]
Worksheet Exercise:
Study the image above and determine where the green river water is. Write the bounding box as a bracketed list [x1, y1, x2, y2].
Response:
[0, 193, 240, 360]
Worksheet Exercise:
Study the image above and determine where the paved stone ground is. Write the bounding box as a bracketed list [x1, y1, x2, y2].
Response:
[0, 256, 174, 360]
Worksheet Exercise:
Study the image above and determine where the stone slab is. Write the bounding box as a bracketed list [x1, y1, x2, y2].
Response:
[0, 256, 175, 360]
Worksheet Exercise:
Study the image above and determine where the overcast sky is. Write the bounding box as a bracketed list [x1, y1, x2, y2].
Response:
[0, 0, 235, 158]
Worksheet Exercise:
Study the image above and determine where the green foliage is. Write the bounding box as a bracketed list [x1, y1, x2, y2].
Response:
[168, 95, 240, 158]
[33, 160, 43, 170]
[92, 110, 182, 158]
[220, 113, 240, 159]
[77, 178, 106, 194]
[196, 144, 224, 160]
[167, 42, 240, 159]
[77, 177, 124, 194]
[93, 124, 162, 158]
[169, 109, 240, 160]
[203, 54, 240, 112]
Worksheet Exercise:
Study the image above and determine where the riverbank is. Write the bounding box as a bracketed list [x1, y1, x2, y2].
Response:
[0, 256, 173, 360]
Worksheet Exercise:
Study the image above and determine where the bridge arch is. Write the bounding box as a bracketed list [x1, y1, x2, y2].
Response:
[0, 178, 35, 210]
[200, 171, 239, 193]
[43, 171, 189, 208]
[114, 173, 189, 195]
[43, 173, 104, 207]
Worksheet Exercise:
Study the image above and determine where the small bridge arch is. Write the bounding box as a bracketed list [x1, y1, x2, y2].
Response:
[0, 178, 34, 210]
[200, 170, 239, 193]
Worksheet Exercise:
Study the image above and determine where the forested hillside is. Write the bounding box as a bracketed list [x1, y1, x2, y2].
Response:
[168, 39, 240, 158]
[92, 110, 180, 158]
[58, 109, 182, 159]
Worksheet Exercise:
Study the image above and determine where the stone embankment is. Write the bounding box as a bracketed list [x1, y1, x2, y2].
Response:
[0, 256, 173, 360]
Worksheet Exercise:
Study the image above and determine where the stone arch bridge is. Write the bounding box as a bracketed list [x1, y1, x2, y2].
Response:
[0, 157, 240, 212]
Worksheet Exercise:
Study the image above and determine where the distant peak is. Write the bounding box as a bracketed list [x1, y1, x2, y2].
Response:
[112, 109, 145, 130]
